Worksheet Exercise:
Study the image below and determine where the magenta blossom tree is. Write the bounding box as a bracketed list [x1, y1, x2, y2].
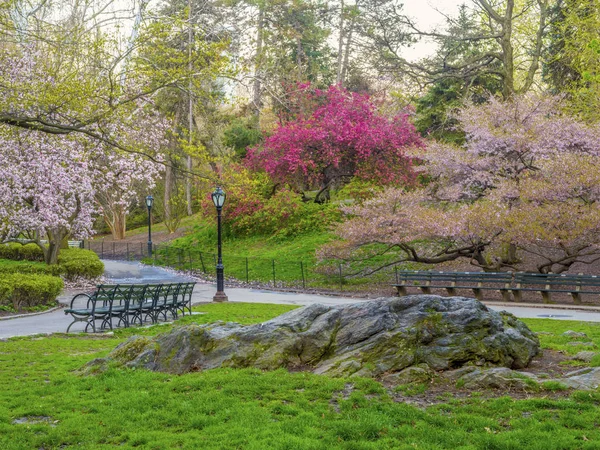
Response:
[246, 85, 423, 201]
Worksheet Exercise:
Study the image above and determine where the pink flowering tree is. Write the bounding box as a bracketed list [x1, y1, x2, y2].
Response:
[246, 85, 423, 201]
[323, 95, 600, 274]
[0, 109, 166, 261]
[0, 128, 96, 264]
[93, 113, 167, 240]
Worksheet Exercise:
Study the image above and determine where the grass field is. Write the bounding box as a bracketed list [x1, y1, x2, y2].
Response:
[3, 303, 600, 449]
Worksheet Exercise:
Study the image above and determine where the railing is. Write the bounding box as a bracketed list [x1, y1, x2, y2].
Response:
[83, 240, 391, 292]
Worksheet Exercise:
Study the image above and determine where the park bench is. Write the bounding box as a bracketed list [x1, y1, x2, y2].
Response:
[64, 282, 196, 333]
[511, 273, 600, 304]
[393, 271, 513, 301]
[393, 270, 600, 304]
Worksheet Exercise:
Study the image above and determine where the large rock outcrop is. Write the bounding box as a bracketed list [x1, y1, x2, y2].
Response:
[85, 296, 539, 377]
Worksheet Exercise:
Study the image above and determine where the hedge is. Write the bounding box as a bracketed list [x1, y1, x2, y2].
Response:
[0, 259, 58, 276]
[0, 243, 43, 261]
[0, 246, 104, 281]
[0, 273, 64, 310]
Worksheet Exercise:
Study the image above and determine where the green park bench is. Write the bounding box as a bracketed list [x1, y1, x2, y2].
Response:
[64, 282, 196, 333]
[393, 271, 513, 301]
[393, 271, 600, 304]
[511, 273, 600, 304]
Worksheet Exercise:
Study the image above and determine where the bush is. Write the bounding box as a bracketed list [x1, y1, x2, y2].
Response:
[0, 243, 44, 261]
[0, 273, 63, 310]
[0, 248, 104, 281]
[0, 259, 59, 276]
[57, 249, 104, 281]
[231, 189, 341, 239]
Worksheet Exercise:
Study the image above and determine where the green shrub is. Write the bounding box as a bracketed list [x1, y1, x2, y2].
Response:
[57, 249, 104, 281]
[0, 259, 59, 276]
[232, 189, 341, 239]
[0, 243, 44, 261]
[0, 273, 63, 309]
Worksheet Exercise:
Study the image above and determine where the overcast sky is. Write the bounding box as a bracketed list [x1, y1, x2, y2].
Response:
[401, 0, 466, 60]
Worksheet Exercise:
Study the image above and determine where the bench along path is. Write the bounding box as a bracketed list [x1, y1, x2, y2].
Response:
[3, 261, 600, 339]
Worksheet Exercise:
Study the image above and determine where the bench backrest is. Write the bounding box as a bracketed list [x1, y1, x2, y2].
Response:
[397, 271, 512, 283]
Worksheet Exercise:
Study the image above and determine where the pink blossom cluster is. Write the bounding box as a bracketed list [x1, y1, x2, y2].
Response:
[246, 85, 423, 188]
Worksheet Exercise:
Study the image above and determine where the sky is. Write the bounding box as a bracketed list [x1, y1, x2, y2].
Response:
[401, 0, 466, 60]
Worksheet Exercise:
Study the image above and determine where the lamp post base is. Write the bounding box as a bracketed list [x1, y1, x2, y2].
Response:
[213, 291, 229, 302]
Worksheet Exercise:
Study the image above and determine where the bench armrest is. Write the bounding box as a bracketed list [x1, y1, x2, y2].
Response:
[68, 293, 92, 310]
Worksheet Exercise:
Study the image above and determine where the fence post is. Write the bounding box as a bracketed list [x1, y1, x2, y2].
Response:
[300, 261, 305, 290]
[272, 260, 276, 287]
[339, 263, 343, 291]
[199, 252, 206, 273]
[246, 257, 249, 283]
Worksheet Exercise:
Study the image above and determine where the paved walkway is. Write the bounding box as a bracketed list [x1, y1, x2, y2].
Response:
[2, 260, 600, 339]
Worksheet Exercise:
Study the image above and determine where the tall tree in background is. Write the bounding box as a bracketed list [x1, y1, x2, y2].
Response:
[543, 0, 600, 121]
[383, 0, 553, 99]
[414, 5, 503, 143]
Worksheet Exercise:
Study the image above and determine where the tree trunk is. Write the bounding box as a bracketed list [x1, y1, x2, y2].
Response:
[336, 0, 345, 84]
[164, 157, 174, 226]
[341, 16, 355, 84]
[186, 0, 194, 216]
[500, 0, 515, 99]
[44, 229, 67, 265]
[253, 5, 264, 117]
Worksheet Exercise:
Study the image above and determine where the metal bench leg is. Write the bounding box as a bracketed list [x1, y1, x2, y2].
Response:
[396, 286, 407, 296]
[419, 287, 432, 295]
[472, 288, 483, 301]
[445, 287, 457, 296]
[571, 292, 582, 305]
[512, 290, 522, 302]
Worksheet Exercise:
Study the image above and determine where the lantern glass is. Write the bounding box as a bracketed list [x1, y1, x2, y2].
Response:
[211, 187, 226, 208]
[146, 195, 154, 208]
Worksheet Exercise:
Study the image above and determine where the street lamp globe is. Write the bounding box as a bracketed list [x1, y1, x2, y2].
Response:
[211, 187, 226, 209]
[146, 195, 154, 209]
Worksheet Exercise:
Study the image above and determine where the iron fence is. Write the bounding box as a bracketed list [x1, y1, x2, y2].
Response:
[83, 240, 395, 292]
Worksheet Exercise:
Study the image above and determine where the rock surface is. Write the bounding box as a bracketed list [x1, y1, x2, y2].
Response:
[562, 331, 588, 338]
[573, 351, 597, 363]
[457, 368, 538, 390]
[555, 368, 600, 390]
[84, 296, 540, 377]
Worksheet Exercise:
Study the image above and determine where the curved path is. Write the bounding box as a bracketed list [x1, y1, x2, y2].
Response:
[2, 260, 600, 339]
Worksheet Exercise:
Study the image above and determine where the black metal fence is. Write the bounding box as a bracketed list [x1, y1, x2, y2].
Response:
[83, 240, 394, 292]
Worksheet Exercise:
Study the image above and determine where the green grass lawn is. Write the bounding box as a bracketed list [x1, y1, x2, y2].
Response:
[3, 304, 600, 449]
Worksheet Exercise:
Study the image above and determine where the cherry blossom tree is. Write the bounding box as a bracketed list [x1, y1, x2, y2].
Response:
[323, 95, 600, 274]
[246, 85, 423, 201]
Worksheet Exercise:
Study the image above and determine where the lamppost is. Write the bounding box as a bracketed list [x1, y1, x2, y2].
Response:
[146, 195, 154, 257]
[212, 186, 228, 302]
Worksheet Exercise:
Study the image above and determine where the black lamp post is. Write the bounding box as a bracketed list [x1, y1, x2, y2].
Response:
[211, 186, 228, 302]
[146, 195, 154, 257]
